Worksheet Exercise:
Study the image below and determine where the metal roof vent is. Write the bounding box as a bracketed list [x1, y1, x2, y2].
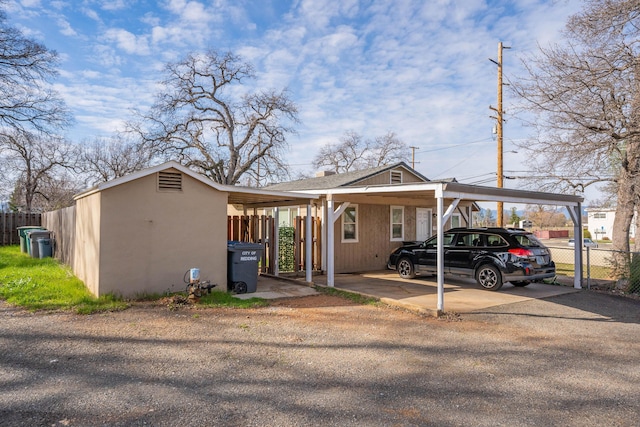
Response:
[391, 170, 403, 184]
[158, 171, 183, 191]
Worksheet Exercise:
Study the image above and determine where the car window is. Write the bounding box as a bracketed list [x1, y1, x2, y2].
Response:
[486, 234, 507, 247]
[456, 233, 482, 247]
[514, 234, 542, 247]
[425, 233, 456, 248]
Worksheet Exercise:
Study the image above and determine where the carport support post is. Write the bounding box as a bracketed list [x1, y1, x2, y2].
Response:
[436, 187, 445, 313]
[273, 207, 279, 276]
[567, 203, 583, 289]
[326, 196, 350, 288]
[306, 204, 313, 283]
[327, 199, 335, 287]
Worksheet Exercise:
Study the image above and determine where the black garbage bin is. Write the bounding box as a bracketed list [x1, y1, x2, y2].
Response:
[227, 241, 263, 294]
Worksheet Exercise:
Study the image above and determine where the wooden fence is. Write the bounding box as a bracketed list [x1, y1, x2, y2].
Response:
[0, 212, 42, 246]
[227, 215, 322, 274]
[41, 206, 76, 266]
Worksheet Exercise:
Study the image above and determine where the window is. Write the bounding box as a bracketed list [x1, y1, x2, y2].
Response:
[390, 206, 404, 241]
[593, 213, 606, 219]
[425, 233, 456, 248]
[450, 213, 461, 228]
[487, 234, 507, 247]
[391, 170, 403, 184]
[458, 233, 482, 247]
[342, 205, 358, 242]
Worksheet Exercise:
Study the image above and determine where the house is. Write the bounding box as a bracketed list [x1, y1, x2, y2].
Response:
[44, 162, 316, 297]
[265, 162, 478, 274]
[586, 208, 636, 240]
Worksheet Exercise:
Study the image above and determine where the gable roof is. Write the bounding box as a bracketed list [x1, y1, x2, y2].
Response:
[266, 162, 428, 191]
[74, 161, 318, 207]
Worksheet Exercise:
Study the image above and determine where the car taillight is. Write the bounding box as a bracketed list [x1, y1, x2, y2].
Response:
[509, 248, 533, 258]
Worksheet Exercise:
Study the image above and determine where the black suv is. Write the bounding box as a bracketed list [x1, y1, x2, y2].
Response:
[387, 227, 556, 291]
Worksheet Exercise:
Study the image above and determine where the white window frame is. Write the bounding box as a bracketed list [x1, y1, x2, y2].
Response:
[450, 213, 462, 228]
[341, 204, 358, 243]
[390, 206, 404, 241]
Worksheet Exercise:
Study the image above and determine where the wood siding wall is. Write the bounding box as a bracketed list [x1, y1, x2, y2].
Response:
[357, 169, 425, 186]
[0, 212, 42, 246]
[333, 203, 410, 272]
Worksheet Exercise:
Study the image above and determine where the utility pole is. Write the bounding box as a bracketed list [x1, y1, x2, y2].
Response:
[409, 146, 419, 169]
[490, 41, 510, 227]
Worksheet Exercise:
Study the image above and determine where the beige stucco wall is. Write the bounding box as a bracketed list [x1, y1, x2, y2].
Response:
[89, 169, 228, 297]
[73, 192, 102, 296]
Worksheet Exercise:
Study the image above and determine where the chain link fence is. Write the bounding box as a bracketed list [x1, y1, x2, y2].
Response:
[546, 243, 640, 293]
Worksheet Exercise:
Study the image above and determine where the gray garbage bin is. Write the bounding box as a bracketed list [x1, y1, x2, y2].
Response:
[227, 241, 263, 294]
[17, 226, 45, 253]
[37, 238, 53, 258]
[28, 230, 51, 258]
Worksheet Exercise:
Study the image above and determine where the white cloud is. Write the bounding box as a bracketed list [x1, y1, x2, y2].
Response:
[57, 17, 77, 36]
[103, 28, 151, 55]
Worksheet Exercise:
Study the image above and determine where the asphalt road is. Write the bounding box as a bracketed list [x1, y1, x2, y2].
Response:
[1, 290, 639, 426]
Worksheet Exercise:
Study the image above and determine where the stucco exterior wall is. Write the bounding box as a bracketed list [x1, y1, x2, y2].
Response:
[96, 170, 228, 297]
[73, 193, 101, 296]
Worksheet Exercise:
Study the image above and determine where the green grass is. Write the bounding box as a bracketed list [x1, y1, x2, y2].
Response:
[0, 245, 129, 314]
[0, 245, 270, 313]
[318, 285, 380, 305]
[554, 262, 613, 280]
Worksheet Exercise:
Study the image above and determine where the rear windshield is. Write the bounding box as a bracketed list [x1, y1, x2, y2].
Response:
[514, 233, 543, 247]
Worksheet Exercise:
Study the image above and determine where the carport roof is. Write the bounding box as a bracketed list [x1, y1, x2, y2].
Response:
[74, 161, 318, 207]
[286, 180, 583, 207]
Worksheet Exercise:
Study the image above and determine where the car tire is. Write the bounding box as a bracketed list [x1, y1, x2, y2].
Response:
[397, 257, 416, 279]
[476, 264, 503, 291]
[511, 281, 530, 287]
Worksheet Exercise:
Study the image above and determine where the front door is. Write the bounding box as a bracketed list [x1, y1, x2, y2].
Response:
[416, 208, 432, 241]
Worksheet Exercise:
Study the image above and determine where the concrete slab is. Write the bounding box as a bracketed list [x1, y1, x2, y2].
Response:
[233, 271, 580, 316]
[233, 276, 319, 300]
[311, 271, 580, 315]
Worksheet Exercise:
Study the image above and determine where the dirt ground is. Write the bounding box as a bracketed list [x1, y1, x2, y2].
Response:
[1, 290, 639, 426]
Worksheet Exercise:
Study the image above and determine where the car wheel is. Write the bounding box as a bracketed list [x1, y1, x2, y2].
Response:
[476, 264, 503, 291]
[511, 281, 530, 287]
[397, 257, 416, 279]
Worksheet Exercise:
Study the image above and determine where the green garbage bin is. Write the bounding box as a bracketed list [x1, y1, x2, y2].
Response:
[17, 226, 45, 253]
[37, 238, 53, 258]
[227, 241, 263, 294]
[27, 230, 51, 258]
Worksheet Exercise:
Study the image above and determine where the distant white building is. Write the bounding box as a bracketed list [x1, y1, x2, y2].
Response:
[586, 208, 636, 240]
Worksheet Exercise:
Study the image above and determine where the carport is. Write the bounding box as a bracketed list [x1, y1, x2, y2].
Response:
[309, 181, 583, 314]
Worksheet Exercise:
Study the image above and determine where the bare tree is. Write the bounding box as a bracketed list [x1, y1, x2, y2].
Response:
[0, 131, 77, 212]
[312, 131, 409, 173]
[128, 50, 297, 185]
[511, 0, 640, 264]
[79, 135, 154, 185]
[0, 7, 70, 134]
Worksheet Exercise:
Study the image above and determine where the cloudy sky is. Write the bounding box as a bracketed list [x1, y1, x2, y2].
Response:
[7, 0, 592, 200]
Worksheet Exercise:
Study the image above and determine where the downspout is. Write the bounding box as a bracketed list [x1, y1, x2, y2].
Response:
[306, 204, 313, 283]
[274, 207, 279, 276]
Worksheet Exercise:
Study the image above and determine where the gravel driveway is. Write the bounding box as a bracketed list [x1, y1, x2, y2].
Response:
[1, 290, 639, 426]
